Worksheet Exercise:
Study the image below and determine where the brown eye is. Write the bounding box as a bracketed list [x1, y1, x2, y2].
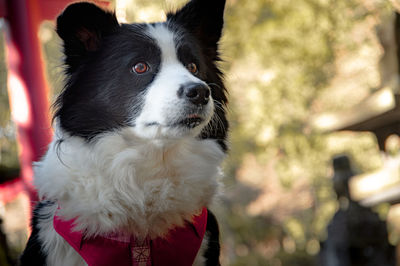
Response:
[186, 63, 198, 74]
[133, 62, 149, 74]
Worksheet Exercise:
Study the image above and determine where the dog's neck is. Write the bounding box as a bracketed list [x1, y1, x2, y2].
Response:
[34, 128, 224, 238]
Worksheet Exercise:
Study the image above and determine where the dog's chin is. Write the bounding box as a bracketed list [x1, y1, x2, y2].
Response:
[133, 114, 210, 140]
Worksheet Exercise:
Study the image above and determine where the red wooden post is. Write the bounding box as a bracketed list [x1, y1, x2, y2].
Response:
[1, 0, 111, 208]
[4, 0, 53, 204]
[1, 0, 111, 205]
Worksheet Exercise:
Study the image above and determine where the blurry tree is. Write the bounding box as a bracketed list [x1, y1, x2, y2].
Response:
[221, 0, 392, 265]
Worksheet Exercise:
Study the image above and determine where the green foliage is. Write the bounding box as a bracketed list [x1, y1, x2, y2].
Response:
[222, 0, 392, 264]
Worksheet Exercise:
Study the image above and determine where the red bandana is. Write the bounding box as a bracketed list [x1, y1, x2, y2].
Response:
[54, 208, 208, 266]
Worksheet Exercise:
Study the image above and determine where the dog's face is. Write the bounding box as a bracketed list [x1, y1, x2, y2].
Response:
[133, 23, 214, 139]
[55, 0, 228, 148]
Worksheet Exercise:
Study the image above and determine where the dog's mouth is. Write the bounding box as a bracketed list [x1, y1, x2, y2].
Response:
[177, 114, 204, 128]
[144, 114, 205, 129]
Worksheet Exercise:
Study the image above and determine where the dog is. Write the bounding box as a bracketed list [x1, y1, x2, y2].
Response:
[20, 0, 228, 265]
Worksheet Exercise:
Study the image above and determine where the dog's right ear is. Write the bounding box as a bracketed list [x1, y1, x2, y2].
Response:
[56, 2, 119, 72]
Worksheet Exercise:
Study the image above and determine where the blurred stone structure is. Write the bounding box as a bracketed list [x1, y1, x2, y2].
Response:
[319, 155, 396, 266]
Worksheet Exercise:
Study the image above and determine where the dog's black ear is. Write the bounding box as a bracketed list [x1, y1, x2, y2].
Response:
[167, 0, 226, 59]
[56, 2, 119, 71]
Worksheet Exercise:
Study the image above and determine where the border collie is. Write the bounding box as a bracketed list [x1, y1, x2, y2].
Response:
[20, 0, 228, 265]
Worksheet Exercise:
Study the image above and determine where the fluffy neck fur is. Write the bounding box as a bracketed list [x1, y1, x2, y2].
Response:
[34, 127, 224, 239]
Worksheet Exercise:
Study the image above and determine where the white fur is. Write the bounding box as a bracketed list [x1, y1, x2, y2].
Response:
[193, 234, 210, 266]
[37, 203, 86, 266]
[34, 125, 223, 265]
[35, 127, 224, 236]
[133, 24, 214, 139]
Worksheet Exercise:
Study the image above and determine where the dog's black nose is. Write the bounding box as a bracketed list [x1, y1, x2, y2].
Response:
[178, 83, 210, 106]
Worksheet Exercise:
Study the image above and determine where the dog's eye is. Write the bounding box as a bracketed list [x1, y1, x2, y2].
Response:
[133, 62, 149, 74]
[186, 63, 198, 74]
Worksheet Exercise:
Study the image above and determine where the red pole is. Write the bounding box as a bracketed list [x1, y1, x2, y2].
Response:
[4, 0, 52, 205]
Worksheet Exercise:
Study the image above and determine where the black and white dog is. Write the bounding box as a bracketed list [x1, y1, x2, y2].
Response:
[20, 0, 228, 265]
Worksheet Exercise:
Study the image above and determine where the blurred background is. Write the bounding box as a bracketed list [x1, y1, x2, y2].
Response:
[2, 0, 400, 265]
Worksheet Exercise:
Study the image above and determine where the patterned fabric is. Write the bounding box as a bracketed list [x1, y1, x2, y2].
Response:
[131, 238, 151, 266]
[53, 208, 208, 266]
[102, 233, 151, 266]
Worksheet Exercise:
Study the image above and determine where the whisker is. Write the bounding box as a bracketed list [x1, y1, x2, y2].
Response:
[207, 82, 222, 89]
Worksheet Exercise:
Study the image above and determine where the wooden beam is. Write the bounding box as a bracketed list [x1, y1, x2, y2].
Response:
[4, 0, 53, 203]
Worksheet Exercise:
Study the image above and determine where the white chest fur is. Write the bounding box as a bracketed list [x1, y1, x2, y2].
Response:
[34, 128, 224, 238]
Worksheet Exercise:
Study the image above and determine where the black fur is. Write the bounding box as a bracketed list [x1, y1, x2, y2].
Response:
[54, 22, 162, 140]
[56, 2, 119, 73]
[167, 0, 225, 59]
[205, 210, 222, 266]
[20, 201, 53, 265]
[169, 0, 228, 151]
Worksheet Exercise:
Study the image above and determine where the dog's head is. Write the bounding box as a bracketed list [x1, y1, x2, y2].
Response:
[54, 0, 228, 149]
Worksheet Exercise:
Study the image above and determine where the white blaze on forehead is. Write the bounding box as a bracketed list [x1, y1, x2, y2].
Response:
[146, 23, 179, 63]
